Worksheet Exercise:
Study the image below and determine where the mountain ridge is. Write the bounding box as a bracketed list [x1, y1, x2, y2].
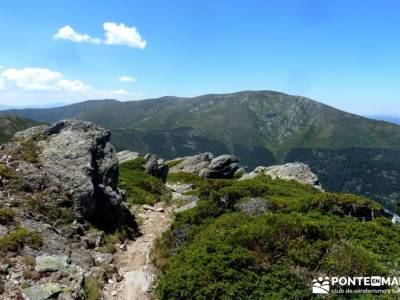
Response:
[2, 90, 400, 163]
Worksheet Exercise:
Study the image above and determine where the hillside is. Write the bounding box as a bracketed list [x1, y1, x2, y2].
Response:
[369, 115, 400, 125]
[0, 115, 44, 144]
[287, 148, 400, 210]
[3, 91, 400, 164]
[2, 91, 400, 210]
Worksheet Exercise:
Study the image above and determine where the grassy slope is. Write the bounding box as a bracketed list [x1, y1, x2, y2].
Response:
[155, 174, 400, 299]
[119, 158, 170, 205]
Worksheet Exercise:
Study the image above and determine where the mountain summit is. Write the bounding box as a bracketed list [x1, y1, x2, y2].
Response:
[2, 90, 400, 209]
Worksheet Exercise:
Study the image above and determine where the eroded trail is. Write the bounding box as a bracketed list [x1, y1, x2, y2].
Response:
[104, 202, 175, 300]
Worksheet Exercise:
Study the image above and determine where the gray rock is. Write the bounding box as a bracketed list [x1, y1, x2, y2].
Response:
[175, 201, 198, 213]
[35, 255, 69, 272]
[142, 204, 164, 212]
[170, 153, 240, 179]
[22, 283, 63, 300]
[70, 248, 95, 270]
[14, 119, 136, 229]
[117, 150, 139, 164]
[170, 153, 213, 174]
[0, 225, 8, 237]
[199, 155, 239, 179]
[240, 162, 323, 190]
[166, 183, 195, 193]
[94, 252, 114, 265]
[13, 125, 49, 141]
[144, 154, 169, 183]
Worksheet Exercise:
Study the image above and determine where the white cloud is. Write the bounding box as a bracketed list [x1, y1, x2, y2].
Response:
[0, 67, 90, 92]
[103, 22, 146, 49]
[57, 79, 91, 92]
[0, 67, 141, 106]
[0, 68, 63, 91]
[54, 25, 101, 44]
[118, 75, 136, 83]
[53, 22, 146, 49]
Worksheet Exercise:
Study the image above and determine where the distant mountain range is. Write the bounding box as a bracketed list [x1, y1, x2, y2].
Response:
[1, 90, 400, 209]
[368, 115, 400, 125]
[0, 115, 45, 144]
[0, 102, 66, 111]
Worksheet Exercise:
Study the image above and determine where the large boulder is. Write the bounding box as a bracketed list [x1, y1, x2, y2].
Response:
[170, 153, 213, 174]
[170, 153, 240, 179]
[241, 162, 323, 190]
[143, 154, 169, 183]
[15, 120, 134, 228]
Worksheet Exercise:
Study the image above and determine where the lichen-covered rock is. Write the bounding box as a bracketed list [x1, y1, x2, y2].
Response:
[170, 153, 212, 174]
[21, 283, 63, 300]
[0, 120, 137, 298]
[241, 162, 323, 190]
[117, 150, 139, 164]
[40, 120, 124, 224]
[170, 152, 240, 179]
[35, 255, 69, 272]
[13, 120, 135, 228]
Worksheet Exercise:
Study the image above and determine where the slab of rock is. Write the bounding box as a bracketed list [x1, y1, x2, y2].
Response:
[170, 152, 240, 179]
[121, 271, 153, 298]
[142, 204, 164, 212]
[22, 283, 63, 300]
[117, 150, 139, 164]
[166, 183, 195, 194]
[175, 201, 198, 213]
[241, 162, 323, 190]
[35, 255, 69, 272]
[170, 153, 213, 174]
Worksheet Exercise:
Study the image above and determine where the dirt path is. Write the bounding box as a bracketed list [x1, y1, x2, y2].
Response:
[104, 202, 175, 300]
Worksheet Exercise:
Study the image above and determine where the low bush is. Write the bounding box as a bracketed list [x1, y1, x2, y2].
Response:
[155, 175, 400, 299]
[119, 158, 170, 205]
[83, 276, 102, 300]
[0, 208, 15, 225]
[0, 227, 43, 256]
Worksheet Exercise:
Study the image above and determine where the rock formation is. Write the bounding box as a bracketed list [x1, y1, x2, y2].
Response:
[117, 150, 139, 164]
[143, 154, 169, 183]
[170, 152, 240, 179]
[0, 120, 136, 299]
[240, 162, 323, 190]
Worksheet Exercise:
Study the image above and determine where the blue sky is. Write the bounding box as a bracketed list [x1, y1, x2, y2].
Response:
[0, 0, 399, 115]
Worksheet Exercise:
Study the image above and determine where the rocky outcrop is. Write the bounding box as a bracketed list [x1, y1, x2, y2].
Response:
[38, 120, 131, 226]
[143, 154, 169, 183]
[241, 162, 323, 190]
[0, 120, 136, 299]
[170, 153, 240, 179]
[117, 150, 139, 164]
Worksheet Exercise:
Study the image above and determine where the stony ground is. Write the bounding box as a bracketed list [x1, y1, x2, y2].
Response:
[103, 202, 175, 300]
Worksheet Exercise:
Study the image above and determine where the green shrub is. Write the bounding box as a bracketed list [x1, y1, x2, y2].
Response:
[83, 276, 102, 300]
[26, 195, 75, 225]
[0, 227, 43, 256]
[0, 208, 15, 225]
[119, 158, 170, 205]
[0, 164, 16, 180]
[155, 174, 400, 299]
